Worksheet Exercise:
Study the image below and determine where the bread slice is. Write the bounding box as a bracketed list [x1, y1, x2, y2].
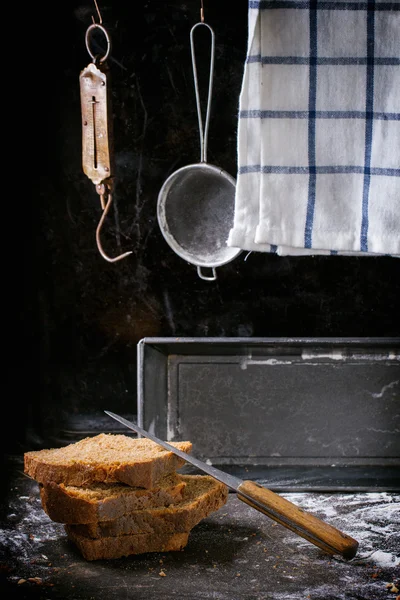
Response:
[65, 528, 189, 561]
[39, 473, 187, 524]
[24, 433, 192, 489]
[67, 475, 229, 538]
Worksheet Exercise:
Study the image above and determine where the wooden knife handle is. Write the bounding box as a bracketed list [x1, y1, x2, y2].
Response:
[237, 480, 358, 559]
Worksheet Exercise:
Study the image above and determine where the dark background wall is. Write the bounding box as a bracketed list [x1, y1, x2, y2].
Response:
[10, 1, 399, 457]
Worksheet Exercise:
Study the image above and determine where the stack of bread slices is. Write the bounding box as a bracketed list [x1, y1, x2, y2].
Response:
[24, 433, 228, 561]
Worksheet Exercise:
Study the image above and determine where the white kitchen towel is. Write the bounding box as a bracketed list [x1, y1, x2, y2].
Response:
[227, 0, 400, 256]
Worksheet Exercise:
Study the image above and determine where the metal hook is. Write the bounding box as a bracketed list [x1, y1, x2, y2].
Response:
[92, 0, 103, 24]
[95, 186, 133, 263]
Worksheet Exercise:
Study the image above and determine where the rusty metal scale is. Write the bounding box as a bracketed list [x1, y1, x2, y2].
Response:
[79, 2, 132, 263]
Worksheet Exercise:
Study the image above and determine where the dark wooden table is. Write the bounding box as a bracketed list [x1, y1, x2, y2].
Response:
[1, 456, 399, 600]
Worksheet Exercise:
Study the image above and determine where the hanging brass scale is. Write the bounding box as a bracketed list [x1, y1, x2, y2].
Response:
[79, 4, 132, 263]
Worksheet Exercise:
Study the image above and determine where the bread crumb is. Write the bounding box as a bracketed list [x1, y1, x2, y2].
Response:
[17, 579, 26, 585]
[159, 570, 166, 577]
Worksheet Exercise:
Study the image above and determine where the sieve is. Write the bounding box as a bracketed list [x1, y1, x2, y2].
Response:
[157, 20, 241, 281]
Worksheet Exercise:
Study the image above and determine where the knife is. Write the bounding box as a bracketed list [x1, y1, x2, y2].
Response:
[105, 410, 359, 560]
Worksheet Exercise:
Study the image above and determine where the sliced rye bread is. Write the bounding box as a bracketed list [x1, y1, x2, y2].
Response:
[66, 475, 229, 537]
[65, 528, 190, 561]
[39, 473, 187, 524]
[24, 433, 192, 489]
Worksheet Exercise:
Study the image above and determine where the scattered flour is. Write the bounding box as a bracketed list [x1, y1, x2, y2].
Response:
[282, 492, 400, 569]
[0, 486, 63, 563]
[367, 550, 400, 567]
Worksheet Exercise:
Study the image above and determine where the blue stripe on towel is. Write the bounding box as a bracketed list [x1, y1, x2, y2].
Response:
[239, 165, 400, 176]
[360, 3, 375, 252]
[304, 1, 318, 249]
[240, 110, 400, 121]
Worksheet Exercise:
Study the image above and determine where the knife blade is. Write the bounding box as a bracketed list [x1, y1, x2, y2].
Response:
[105, 410, 359, 560]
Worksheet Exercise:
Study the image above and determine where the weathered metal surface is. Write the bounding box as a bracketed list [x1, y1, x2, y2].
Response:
[80, 62, 112, 186]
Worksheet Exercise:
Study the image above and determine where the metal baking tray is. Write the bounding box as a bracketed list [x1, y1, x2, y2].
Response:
[137, 337, 400, 491]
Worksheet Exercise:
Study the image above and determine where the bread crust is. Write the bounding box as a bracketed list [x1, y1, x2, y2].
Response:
[39, 475, 187, 523]
[24, 434, 192, 488]
[65, 528, 189, 561]
[67, 475, 229, 537]
[24, 435, 230, 561]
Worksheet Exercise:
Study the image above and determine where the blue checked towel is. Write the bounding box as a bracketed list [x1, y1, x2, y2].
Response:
[227, 0, 400, 256]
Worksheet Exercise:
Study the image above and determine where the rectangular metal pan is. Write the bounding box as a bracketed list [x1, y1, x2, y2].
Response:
[137, 337, 400, 491]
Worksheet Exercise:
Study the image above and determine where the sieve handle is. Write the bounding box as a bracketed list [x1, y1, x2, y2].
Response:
[190, 22, 215, 164]
[197, 266, 217, 281]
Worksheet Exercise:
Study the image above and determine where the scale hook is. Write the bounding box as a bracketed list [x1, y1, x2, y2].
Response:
[95, 187, 132, 263]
